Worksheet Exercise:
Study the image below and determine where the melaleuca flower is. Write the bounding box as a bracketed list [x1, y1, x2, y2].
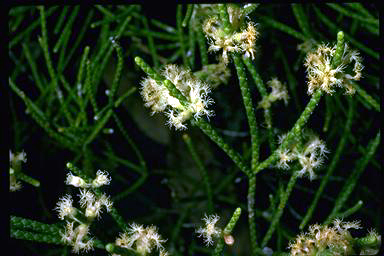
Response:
[296, 135, 329, 180]
[55, 194, 76, 220]
[258, 78, 289, 109]
[61, 222, 94, 253]
[65, 170, 111, 188]
[202, 4, 259, 64]
[55, 166, 113, 253]
[79, 189, 112, 218]
[288, 219, 366, 256]
[193, 62, 231, 89]
[115, 223, 167, 256]
[9, 150, 27, 192]
[275, 131, 329, 181]
[196, 214, 222, 246]
[304, 43, 363, 95]
[140, 64, 214, 130]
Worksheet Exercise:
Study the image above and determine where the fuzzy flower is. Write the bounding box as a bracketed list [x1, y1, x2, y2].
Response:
[194, 62, 231, 89]
[275, 131, 328, 180]
[276, 149, 295, 170]
[66, 172, 88, 188]
[304, 43, 363, 95]
[55, 194, 76, 220]
[296, 136, 329, 180]
[61, 222, 94, 253]
[79, 189, 112, 218]
[196, 214, 222, 246]
[9, 168, 22, 192]
[289, 219, 364, 256]
[140, 64, 214, 130]
[92, 170, 111, 188]
[9, 150, 28, 192]
[10, 150, 27, 164]
[258, 78, 289, 109]
[203, 16, 259, 64]
[115, 223, 166, 255]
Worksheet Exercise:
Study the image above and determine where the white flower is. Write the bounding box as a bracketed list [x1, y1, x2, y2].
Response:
[92, 170, 111, 188]
[140, 64, 214, 130]
[66, 172, 88, 188]
[196, 214, 222, 246]
[10, 174, 22, 192]
[10, 150, 27, 164]
[79, 190, 112, 218]
[304, 43, 363, 95]
[116, 223, 166, 255]
[62, 222, 94, 253]
[55, 194, 76, 220]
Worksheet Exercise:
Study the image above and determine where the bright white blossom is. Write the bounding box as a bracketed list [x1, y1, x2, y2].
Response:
[115, 223, 167, 255]
[92, 170, 111, 187]
[66, 172, 88, 188]
[79, 189, 112, 218]
[196, 214, 222, 246]
[62, 222, 94, 253]
[65, 170, 112, 188]
[55, 194, 76, 220]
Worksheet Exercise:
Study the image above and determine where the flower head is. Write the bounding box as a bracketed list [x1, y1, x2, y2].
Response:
[289, 219, 365, 256]
[258, 78, 289, 109]
[140, 64, 214, 130]
[304, 43, 363, 95]
[61, 222, 94, 253]
[79, 189, 112, 218]
[66, 172, 88, 188]
[203, 15, 259, 64]
[196, 214, 222, 246]
[115, 223, 166, 255]
[92, 170, 111, 188]
[55, 194, 76, 220]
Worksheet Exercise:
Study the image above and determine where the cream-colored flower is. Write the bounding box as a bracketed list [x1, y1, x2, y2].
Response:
[196, 214, 222, 246]
[304, 43, 363, 95]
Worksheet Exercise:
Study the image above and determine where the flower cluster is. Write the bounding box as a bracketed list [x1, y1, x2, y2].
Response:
[258, 78, 289, 109]
[114, 223, 168, 256]
[9, 150, 27, 191]
[55, 170, 113, 253]
[203, 5, 259, 64]
[140, 64, 214, 130]
[304, 43, 363, 95]
[288, 219, 369, 256]
[276, 131, 329, 180]
[65, 169, 111, 188]
[196, 214, 222, 246]
[193, 62, 231, 89]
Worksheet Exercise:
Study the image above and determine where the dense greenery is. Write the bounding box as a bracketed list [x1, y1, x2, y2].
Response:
[9, 4, 380, 255]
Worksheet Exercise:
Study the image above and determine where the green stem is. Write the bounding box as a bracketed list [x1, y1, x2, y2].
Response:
[247, 173, 258, 255]
[325, 131, 380, 223]
[261, 173, 298, 248]
[213, 208, 242, 256]
[233, 54, 259, 171]
[299, 96, 354, 229]
[255, 89, 323, 174]
[182, 4, 194, 27]
[193, 119, 250, 175]
[183, 134, 214, 213]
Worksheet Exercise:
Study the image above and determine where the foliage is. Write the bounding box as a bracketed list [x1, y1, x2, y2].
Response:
[9, 4, 380, 255]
